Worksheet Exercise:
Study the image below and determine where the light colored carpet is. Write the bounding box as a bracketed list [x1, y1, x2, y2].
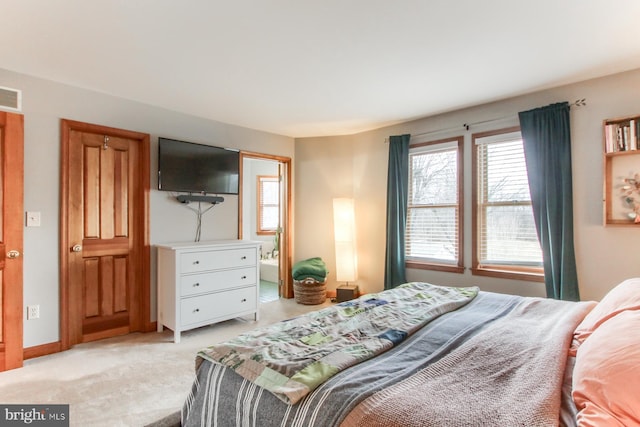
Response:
[0, 298, 331, 427]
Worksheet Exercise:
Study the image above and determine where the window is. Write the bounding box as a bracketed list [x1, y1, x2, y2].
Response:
[405, 137, 463, 273]
[472, 127, 543, 280]
[257, 175, 279, 234]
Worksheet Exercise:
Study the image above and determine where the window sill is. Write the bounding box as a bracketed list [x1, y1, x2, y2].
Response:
[406, 261, 464, 274]
[471, 266, 544, 282]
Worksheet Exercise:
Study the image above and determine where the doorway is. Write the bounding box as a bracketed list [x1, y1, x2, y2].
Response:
[239, 152, 292, 299]
[60, 119, 151, 349]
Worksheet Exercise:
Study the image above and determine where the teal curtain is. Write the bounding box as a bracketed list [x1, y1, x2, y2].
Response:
[518, 102, 580, 301]
[384, 134, 410, 289]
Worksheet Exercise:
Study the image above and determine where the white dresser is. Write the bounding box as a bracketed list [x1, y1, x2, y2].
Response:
[156, 240, 261, 343]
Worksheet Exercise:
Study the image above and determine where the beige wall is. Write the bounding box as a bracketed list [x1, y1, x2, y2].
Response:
[295, 68, 640, 302]
[0, 68, 294, 348]
[294, 134, 388, 293]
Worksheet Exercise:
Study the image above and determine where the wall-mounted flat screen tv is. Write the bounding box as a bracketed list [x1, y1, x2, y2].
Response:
[158, 137, 240, 195]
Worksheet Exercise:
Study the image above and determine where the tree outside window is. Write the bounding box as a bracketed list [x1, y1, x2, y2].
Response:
[472, 127, 543, 280]
[405, 137, 463, 273]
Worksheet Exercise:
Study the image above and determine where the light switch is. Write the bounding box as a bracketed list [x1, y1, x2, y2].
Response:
[26, 211, 41, 227]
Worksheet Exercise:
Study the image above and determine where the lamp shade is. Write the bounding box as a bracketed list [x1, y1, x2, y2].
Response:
[333, 198, 358, 283]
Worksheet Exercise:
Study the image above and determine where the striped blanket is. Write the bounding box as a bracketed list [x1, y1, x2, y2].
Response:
[341, 297, 595, 427]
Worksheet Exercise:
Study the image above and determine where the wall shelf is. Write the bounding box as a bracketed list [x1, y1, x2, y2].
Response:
[603, 114, 640, 225]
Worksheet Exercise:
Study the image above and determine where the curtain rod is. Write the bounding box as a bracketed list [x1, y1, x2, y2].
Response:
[385, 98, 587, 142]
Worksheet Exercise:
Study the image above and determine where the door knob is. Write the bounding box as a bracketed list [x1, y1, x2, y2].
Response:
[6, 250, 20, 259]
[72, 244, 82, 252]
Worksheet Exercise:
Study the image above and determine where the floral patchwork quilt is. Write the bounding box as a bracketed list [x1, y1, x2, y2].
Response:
[196, 282, 478, 404]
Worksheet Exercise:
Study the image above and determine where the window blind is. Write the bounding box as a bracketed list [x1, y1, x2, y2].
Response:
[405, 145, 459, 264]
[476, 133, 542, 267]
[258, 176, 279, 232]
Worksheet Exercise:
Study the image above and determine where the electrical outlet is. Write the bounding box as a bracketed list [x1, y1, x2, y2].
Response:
[27, 305, 40, 320]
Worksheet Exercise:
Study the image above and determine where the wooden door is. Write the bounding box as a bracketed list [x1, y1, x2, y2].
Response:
[0, 112, 24, 371]
[279, 159, 293, 298]
[60, 120, 150, 348]
[277, 162, 288, 298]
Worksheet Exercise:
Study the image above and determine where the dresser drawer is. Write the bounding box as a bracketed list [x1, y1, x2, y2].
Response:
[181, 248, 256, 273]
[180, 267, 256, 297]
[180, 287, 257, 326]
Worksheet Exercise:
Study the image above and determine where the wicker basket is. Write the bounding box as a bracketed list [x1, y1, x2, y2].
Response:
[293, 278, 327, 305]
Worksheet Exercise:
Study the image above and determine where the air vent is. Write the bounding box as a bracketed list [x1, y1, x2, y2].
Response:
[0, 86, 22, 112]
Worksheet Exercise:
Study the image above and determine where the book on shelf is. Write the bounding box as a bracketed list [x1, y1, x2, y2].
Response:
[605, 119, 639, 153]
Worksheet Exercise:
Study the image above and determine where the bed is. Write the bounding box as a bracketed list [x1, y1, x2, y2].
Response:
[177, 280, 640, 427]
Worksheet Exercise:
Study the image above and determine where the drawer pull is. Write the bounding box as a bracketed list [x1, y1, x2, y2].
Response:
[193, 308, 200, 313]
[241, 256, 247, 260]
[241, 275, 247, 279]
[241, 298, 247, 303]
[193, 260, 200, 265]
[193, 283, 200, 287]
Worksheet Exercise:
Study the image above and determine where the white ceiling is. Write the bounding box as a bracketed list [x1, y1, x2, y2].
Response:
[2, 1, 640, 138]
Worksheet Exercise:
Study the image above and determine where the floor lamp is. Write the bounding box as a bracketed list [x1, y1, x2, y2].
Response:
[333, 198, 358, 297]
